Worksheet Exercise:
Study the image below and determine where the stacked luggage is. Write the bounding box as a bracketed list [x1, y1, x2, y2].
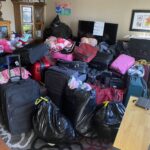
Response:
[0, 15, 149, 149]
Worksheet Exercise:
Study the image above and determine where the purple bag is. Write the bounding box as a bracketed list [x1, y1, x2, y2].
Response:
[110, 54, 135, 75]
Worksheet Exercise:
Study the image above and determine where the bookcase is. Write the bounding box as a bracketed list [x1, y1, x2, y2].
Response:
[11, 0, 45, 39]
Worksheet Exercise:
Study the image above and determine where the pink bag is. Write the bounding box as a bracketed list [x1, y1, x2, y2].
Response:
[90, 84, 124, 105]
[110, 54, 135, 75]
[51, 51, 73, 61]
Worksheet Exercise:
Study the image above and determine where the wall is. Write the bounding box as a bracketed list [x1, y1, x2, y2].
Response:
[1, 0, 15, 32]
[46, 0, 150, 39]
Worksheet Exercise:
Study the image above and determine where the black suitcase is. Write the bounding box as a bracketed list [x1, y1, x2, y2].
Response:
[89, 52, 113, 70]
[0, 55, 40, 134]
[128, 38, 150, 61]
[14, 43, 49, 66]
[57, 60, 88, 74]
[45, 66, 83, 108]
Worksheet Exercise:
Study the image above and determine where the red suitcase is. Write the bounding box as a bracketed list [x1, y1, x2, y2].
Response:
[30, 56, 55, 81]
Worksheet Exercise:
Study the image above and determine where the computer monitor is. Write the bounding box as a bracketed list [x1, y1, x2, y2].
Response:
[78, 20, 118, 45]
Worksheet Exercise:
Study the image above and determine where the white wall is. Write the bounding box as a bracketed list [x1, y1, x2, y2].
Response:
[46, 0, 150, 39]
[2, 0, 150, 39]
[1, 0, 15, 32]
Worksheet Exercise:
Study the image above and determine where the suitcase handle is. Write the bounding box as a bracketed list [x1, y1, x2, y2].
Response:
[6, 54, 22, 82]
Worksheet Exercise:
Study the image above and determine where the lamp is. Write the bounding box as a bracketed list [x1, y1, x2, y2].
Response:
[0, 0, 6, 21]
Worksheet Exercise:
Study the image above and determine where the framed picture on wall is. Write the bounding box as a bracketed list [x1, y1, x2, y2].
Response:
[0, 21, 11, 39]
[130, 10, 150, 32]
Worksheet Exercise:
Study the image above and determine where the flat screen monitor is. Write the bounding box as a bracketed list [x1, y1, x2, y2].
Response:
[78, 20, 118, 45]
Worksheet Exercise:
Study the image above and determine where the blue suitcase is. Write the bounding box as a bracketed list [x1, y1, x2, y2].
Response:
[124, 75, 148, 107]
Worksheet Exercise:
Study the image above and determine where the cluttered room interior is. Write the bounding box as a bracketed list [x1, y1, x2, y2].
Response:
[0, 0, 150, 150]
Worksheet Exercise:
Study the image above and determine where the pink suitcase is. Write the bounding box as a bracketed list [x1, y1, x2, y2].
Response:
[110, 54, 135, 75]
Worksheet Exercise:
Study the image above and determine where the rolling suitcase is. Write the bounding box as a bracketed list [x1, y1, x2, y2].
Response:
[30, 56, 55, 82]
[45, 66, 85, 108]
[0, 55, 40, 134]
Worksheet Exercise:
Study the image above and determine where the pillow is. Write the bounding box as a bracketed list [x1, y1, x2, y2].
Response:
[110, 54, 135, 75]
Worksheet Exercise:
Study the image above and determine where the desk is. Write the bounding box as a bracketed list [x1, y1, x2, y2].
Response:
[113, 96, 150, 150]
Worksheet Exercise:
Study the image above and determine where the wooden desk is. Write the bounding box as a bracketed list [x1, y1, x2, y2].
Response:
[113, 96, 150, 150]
[0, 138, 10, 150]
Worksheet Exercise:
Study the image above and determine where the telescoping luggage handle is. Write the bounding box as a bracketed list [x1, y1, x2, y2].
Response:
[6, 54, 22, 82]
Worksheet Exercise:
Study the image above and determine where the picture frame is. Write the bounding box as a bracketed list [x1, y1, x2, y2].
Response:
[0, 21, 11, 39]
[130, 10, 150, 32]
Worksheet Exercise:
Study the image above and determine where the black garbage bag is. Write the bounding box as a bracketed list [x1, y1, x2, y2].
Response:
[33, 96, 75, 143]
[63, 88, 97, 137]
[43, 15, 72, 40]
[94, 102, 125, 141]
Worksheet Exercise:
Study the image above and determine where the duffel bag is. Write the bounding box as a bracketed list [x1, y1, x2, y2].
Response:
[90, 84, 124, 105]
[14, 43, 49, 66]
[57, 60, 88, 74]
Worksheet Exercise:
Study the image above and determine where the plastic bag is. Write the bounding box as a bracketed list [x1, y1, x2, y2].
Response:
[94, 102, 125, 141]
[33, 96, 75, 143]
[63, 88, 97, 137]
[43, 15, 72, 40]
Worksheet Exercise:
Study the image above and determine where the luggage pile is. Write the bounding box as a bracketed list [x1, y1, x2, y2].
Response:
[0, 15, 149, 149]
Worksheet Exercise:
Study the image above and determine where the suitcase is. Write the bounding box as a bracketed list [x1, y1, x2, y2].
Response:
[124, 75, 148, 107]
[57, 60, 88, 74]
[45, 66, 85, 108]
[30, 56, 55, 82]
[89, 52, 113, 70]
[14, 43, 49, 66]
[0, 55, 40, 134]
[74, 43, 98, 63]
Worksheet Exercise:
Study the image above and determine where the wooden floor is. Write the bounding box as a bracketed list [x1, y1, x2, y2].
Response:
[0, 138, 10, 150]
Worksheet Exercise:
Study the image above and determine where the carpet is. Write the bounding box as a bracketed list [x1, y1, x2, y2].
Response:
[0, 117, 112, 150]
[0, 124, 113, 150]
